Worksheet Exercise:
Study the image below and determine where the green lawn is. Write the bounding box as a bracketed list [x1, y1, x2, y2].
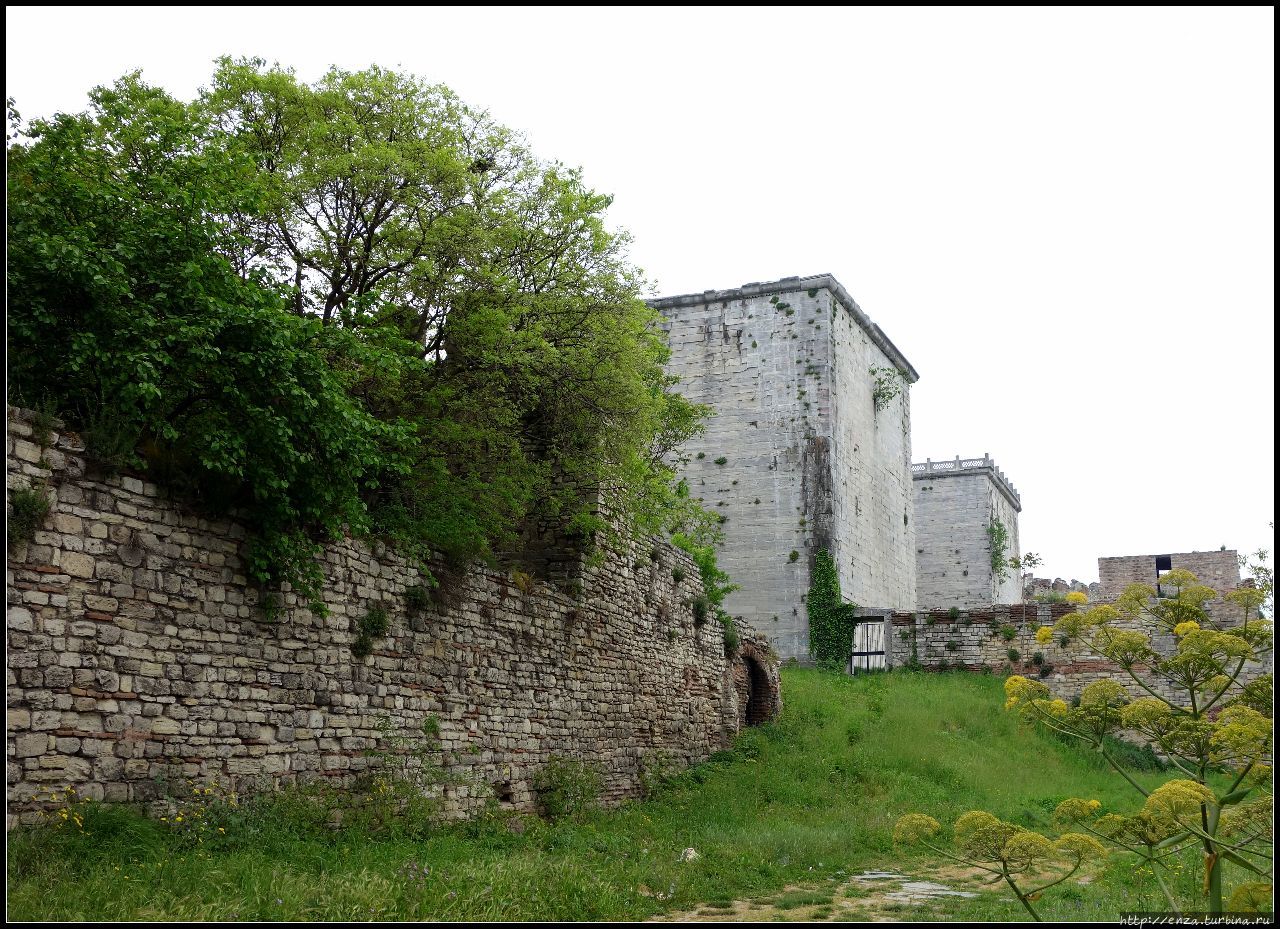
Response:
[5, 668, 1251, 921]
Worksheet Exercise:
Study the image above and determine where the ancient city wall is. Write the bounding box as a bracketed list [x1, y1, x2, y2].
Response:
[6, 407, 781, 827]
[653, 274, 916, 660]
[913, 457, 1022, 609]
[885, 601, 1270, 704]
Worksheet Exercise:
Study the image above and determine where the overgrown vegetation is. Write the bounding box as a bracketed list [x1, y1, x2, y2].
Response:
[900, 568, 1274, 917]
[351, 604, 392, 659]
[8, 670, 1244, 922]
[7, 62, 719, 613]
[7, 484, 50, 549]
[404, 583, 433, 614]
[531, 756, 603, 822]
[719, 615, 740, 656]
[672, 531, 738, 635]
[807, 549, 859, 669]
[987, 518, 1010, 583]
[868, 364, 908, 411]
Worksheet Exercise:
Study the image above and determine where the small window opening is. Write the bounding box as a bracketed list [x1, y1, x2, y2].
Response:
[1155, 555, 1173, 598]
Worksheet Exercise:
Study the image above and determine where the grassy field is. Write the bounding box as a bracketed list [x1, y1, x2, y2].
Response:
[5, 668, 1246, 921]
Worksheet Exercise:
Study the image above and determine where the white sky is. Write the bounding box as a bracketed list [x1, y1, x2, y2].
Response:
[7, 6, 1274, 585]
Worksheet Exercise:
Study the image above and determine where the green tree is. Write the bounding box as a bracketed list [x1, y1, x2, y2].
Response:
[201, 57, 716, 562]
[8, 63, 718, 608]
[7, 75, 413, 608]
[1009, 551, 1043, 603]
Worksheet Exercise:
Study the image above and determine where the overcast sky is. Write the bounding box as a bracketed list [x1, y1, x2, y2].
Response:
[7, 6, 1274, 584]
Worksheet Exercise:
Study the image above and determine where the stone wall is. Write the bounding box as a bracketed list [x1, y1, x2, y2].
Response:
[6, 407, 780, 827]
[912, 457, 1022, 608]
[1025, 577, 1105, 602]
[885, 602, 1270, 704]
[1099, 550, 1241, 599]
[652, 274, 917, 660]
[828, 280, 917, 619]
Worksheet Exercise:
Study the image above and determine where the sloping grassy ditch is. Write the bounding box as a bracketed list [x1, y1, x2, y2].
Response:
[6, 668, 1220, 921]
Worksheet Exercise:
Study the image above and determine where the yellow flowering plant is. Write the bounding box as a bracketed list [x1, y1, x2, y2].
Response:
[1000, 567, 1273, 914]
[894, 809, 1107, 920]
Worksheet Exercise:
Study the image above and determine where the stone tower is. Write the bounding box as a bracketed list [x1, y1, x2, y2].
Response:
[912, 455, 1022, 608]
[651, 274, 918, 660]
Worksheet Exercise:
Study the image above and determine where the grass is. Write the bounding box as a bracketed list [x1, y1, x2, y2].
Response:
[5, 669, 1256, 921]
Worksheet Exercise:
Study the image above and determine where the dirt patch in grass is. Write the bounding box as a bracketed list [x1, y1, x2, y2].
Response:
[648, 865, 993, 922]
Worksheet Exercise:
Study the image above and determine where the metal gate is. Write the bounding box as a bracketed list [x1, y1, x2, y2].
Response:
[849, 619, 886, 674]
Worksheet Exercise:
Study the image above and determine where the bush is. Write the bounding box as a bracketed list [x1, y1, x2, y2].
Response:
[691, 595, 710, 627]
[532, 756, 602, 821]
[999, 624, 1018, 641]
[1006, 648, 1020, 662]
[638, 751, 679, 799]
[404, 583, 432, 614]
[720, 614, 740, 656]
[671, 566, 686, 584]
[788, 550, 799, 563]
[352, 604, 391, 659]
[7, 485, 50, 549]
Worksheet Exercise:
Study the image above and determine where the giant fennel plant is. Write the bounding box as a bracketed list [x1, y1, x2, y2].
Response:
[896, 568, 1272, 918]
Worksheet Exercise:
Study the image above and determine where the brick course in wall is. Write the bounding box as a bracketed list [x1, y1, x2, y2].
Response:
[5, 407, 781, 828]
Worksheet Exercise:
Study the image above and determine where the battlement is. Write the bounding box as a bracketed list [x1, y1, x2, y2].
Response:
[649, 273, 919, 383]
[911, 454, 1021, 513]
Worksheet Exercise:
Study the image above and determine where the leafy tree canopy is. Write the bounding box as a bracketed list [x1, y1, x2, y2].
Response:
[7, 60, 716, 608]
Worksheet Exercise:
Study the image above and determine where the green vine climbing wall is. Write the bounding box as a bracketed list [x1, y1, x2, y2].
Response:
[807, 550, 859, 669]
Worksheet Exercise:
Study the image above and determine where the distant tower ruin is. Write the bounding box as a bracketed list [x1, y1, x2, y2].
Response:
[651, 274, 918, 660]
[912, 455, 1022, 608]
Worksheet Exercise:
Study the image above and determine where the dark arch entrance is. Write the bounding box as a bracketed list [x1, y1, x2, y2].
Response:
[741, 654, 773, 727]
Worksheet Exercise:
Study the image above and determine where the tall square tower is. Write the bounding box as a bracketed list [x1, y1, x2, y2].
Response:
[912, 456, 1023, 608]
[652, 274, 918, 660]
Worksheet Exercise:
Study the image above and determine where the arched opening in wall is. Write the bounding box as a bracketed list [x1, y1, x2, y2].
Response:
[742, 655, 774, 727]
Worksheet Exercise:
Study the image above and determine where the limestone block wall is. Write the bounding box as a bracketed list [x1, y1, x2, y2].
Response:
[886, 602, 1270, 704]
[913, 458, 1022, 608]
[653, 274, 917, 660]
[829, 284, 916, 616]
[1025, 577, 1105, 602]
[1099, 550, 1241, 599]
[6, 407, 780, 827]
